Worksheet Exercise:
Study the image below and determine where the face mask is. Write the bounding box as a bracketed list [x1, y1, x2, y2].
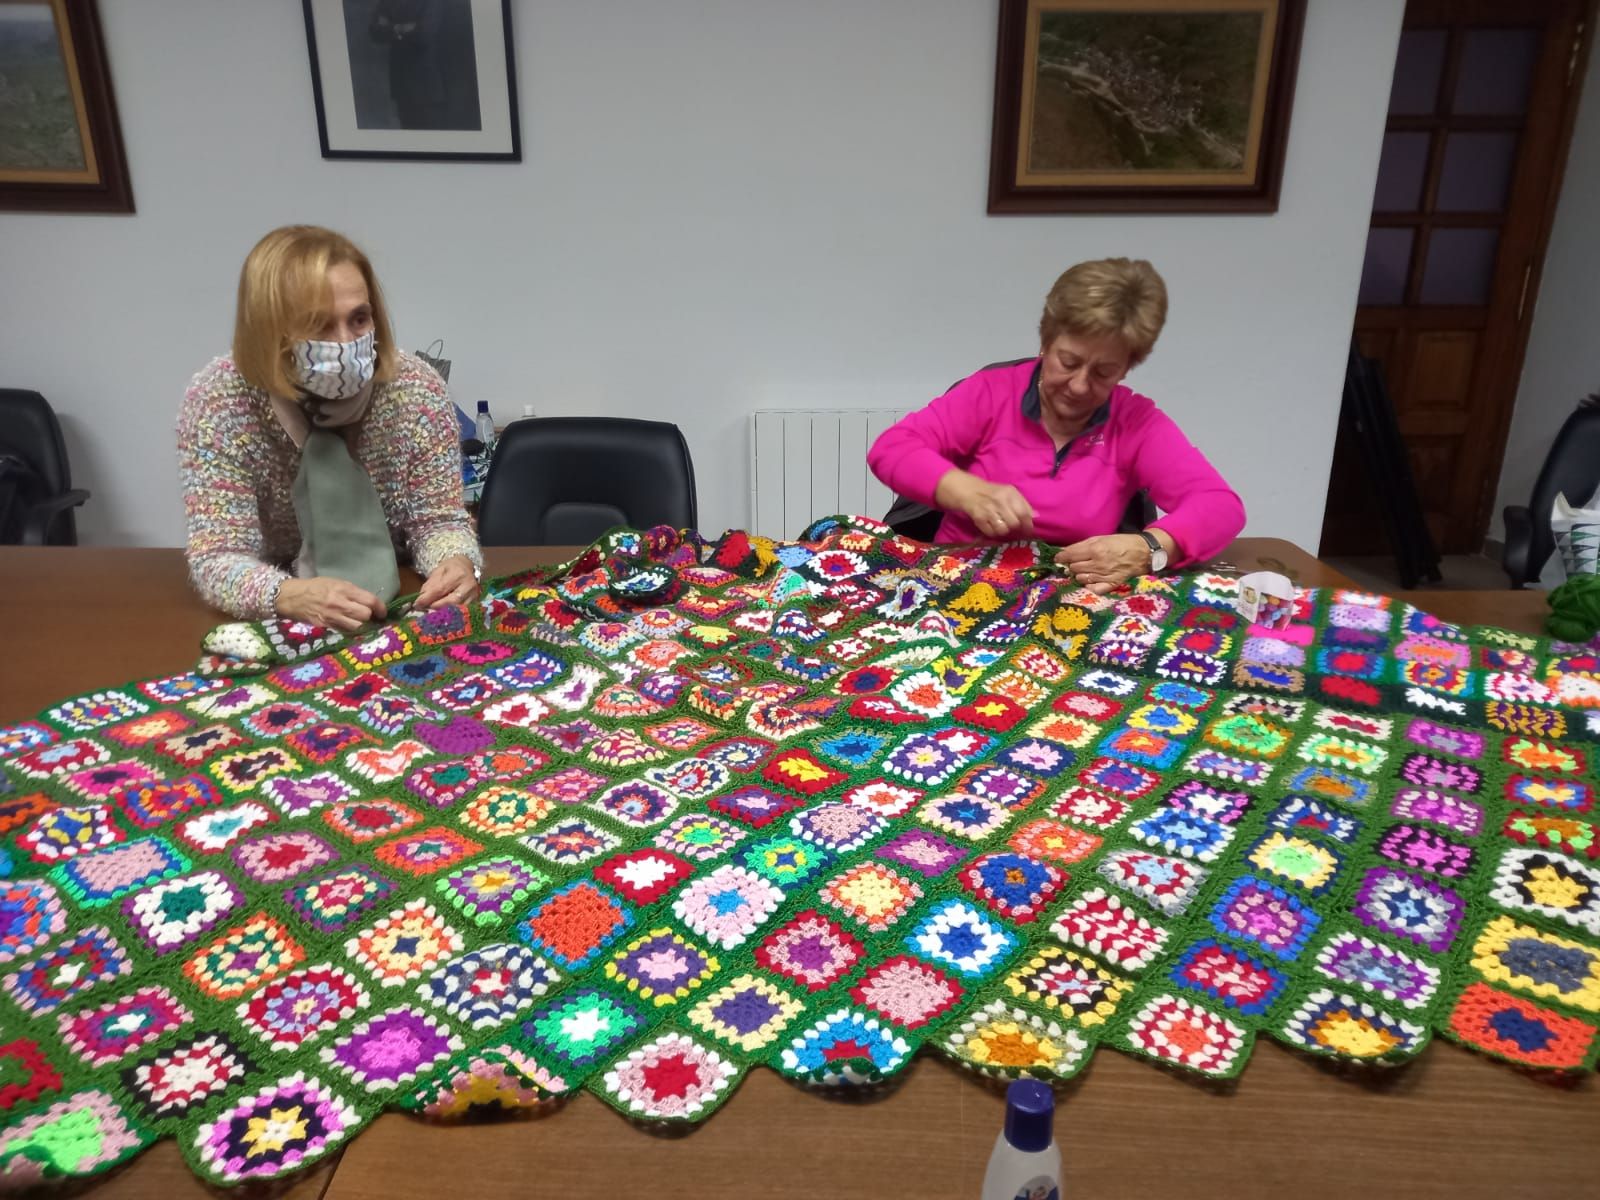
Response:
[291, 328, 376, 402]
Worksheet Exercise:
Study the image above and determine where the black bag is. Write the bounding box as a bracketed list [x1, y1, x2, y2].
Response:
[416, 338, 451, 382]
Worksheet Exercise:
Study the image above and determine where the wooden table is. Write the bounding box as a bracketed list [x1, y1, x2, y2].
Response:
[0, 539, 1585, 1200]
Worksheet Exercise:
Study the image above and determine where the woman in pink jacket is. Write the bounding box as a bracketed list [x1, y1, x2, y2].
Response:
[867, 257, 1244, 593]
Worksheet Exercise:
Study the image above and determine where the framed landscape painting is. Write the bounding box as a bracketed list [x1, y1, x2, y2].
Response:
[303, 0, 520, 161]
[988, 0, 1306, 213]
[0, 0, 133, 213]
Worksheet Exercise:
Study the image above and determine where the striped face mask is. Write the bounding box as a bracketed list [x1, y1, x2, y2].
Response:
[290, 329, 376, 402]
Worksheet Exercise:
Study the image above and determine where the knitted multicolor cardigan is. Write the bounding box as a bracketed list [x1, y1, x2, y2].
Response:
[176, 350, 482, 619]
[0, 517, 1596, 1187]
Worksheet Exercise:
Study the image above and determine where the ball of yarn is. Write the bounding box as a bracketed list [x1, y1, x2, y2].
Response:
[1546, 573, 1600, 642]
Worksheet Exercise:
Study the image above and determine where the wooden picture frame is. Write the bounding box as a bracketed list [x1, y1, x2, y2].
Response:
[988, 0, 1305, 214]
[303, 0, 520, 162]
[0, 0, 133, 214]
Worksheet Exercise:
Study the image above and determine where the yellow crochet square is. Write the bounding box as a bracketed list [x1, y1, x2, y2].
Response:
[1470, 915, 1600, 1013]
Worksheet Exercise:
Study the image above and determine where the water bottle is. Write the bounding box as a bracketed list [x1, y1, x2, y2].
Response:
[464, 401, 496, 508]
[981, 1079, 1061, 1200]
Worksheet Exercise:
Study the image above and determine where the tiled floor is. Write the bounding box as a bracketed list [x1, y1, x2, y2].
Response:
[1322, 553, 1519, 593]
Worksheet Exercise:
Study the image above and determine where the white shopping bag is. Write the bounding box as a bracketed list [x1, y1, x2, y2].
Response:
[1236, 571, 1296, 629]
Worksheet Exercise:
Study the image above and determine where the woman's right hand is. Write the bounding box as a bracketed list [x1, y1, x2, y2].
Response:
[935, 469, 1036, 540]
[274, 577, 386, 632]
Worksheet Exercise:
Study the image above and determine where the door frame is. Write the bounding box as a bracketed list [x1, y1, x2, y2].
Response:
[1454, 0, 1596, 549]
[1343, 0, 1595, 555]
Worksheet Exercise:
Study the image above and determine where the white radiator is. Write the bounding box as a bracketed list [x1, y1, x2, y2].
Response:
[748, 409, 911, 540]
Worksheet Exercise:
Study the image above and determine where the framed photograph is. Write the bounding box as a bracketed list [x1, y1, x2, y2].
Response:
[988, 0, 1306, 213]
[302, 0, 520, 161]
[0, 0, 133, 213]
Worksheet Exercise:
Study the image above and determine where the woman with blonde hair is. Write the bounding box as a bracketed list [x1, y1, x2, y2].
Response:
[178, 225, 481, 630]
[867, 258, 1243, 592]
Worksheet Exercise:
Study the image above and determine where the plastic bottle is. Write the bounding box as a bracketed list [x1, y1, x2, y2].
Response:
[474, 400, 496, 447]
[981, 1079, 1061, 1200]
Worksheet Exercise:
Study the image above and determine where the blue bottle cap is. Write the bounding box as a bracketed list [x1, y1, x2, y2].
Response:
[1003, 1078, 1054, 1153]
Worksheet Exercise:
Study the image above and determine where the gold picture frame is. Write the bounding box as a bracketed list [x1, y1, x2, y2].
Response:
[988, 0, 1305, 213]
[0, 0, 133, 213]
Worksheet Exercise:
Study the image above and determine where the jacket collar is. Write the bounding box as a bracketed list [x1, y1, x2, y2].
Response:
[1020, 359, 1112, 430]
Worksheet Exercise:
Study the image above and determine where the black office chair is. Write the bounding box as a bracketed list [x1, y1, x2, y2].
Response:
[0, 389, 89, 545]
[881, 359, 1154, 542]
[1503, 395, 1600, 588]
[477, 417, 698, 546]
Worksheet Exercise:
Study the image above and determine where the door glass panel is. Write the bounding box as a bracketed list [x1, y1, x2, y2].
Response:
[1436, 132, 1520, 211]
[1359, 227, 1414, 305]
[1453, 28, 1542, 115]
[1419, 228, 1500, 305]
[1389, 29, 1448, 114]
[1373, 131, 1432, 211]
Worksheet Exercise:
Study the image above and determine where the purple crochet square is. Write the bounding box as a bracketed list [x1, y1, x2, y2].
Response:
[327, 1008, 456, 1088]
[1404, 720, 1485, 760]
[1390, 787, 1482, 836]
[876, 829, 966, 878]
[1242, 637, 1305, 668]
[1165, 779, 1251, 825]
[1375, 825, 1476, 878]
[1399, 754, 1482, 794]
[1352, 867, 1464, 954]
[1328, 603, 1392, 633]
[1325, 627, 1387, 650]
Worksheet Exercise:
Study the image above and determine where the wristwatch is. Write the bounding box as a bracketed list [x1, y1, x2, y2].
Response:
[1137, 530, 1169, 572]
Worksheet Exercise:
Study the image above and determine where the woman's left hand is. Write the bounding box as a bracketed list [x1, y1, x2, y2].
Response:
[1054, 534, 1153, 594]
[417, 554, 479, 609]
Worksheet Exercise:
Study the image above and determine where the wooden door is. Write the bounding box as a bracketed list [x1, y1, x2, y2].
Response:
[1320, 0, 1592, 557]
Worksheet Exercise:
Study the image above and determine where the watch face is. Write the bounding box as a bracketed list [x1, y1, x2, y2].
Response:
[1141, 533, 1166, 571]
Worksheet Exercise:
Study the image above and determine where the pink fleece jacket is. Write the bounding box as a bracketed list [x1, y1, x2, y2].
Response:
[867, 360, 1245, 565]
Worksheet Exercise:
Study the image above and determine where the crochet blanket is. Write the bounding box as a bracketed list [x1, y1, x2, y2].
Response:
[2, 517, 1597, 1187]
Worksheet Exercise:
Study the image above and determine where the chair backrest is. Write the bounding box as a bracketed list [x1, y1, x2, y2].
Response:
[0, 389, 79, 544]
[477, 416, 698, 546]
[0, 389, 72, 495]
[1524, 398, 1600, 579]
[881, 359, 1154, 540]
[0, 454, 46, 545]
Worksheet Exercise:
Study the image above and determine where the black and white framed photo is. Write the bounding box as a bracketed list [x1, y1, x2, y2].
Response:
[302, 0, 520, 161]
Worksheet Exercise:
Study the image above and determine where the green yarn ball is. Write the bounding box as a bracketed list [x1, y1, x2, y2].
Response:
[1546, 573, 1600, 642]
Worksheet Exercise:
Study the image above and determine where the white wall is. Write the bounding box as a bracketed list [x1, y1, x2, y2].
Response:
[1491, 38, 1600, 548]
[0, 0, 1403, 551]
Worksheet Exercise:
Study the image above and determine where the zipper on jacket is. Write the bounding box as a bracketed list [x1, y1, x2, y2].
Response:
[1050, 443, 1071, 479]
